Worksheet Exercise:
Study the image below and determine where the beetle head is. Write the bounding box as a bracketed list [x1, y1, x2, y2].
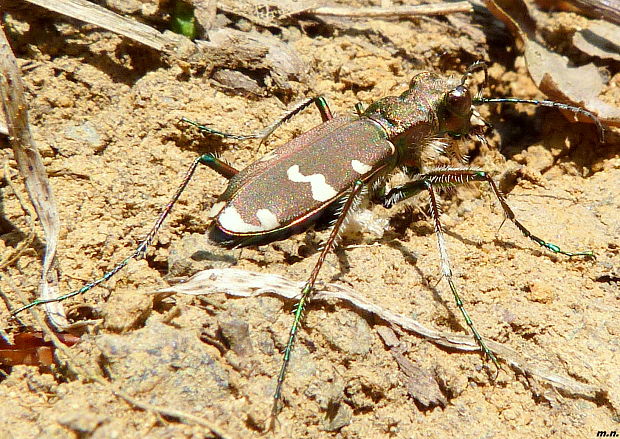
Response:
[439, 83, 473, 138]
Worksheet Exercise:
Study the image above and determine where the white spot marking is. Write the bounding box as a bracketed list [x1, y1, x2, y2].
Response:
[256, 208, 280, 229]
[286, 165, 337, 202]
[351, 159, 372, 175]
[208, 201, 226, 218]
[218, 206, 263, 233]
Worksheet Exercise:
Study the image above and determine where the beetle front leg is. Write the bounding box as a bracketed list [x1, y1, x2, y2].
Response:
[416, 168, 594, 257]
[381, 179, 427, 208]
[381, 174, 503, 370]
[384, 168, 593, 257]
[182, 96, 334, 144]
[270, 180, 365, 430]
[379, 166, 595, 373]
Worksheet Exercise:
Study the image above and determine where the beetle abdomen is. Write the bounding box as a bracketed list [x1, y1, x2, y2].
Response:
[209, 208, 329, 248]
[210, 116, 397, 247]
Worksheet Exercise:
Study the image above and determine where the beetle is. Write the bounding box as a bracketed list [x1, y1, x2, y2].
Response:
[13, 62, 601, 426]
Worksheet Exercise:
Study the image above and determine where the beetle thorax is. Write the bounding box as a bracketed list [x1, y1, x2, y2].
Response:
[363, 73, 474, 170]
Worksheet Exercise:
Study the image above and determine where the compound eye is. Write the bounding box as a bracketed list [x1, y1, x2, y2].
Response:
[447, 85, 471, 116]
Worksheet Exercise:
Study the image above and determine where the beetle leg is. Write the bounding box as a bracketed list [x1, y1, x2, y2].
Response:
[354, 102, 365, 116]
[11, 154, 235, 316]
[425, 181, 501, 372]
[381, 175, 501, 370]
[200, 153, 239, 179]
[384, 168, 594, 257]
[381, 179, 427, 208]
[181, 96, 334, 145]
[257, 96, 333, 147]
[413, 168, 594, 257]
[270, 180, 365, 429]
[376, 166, 595, 374]
[315, 96, 334, 121]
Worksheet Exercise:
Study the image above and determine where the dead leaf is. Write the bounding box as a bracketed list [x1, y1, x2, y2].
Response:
[573, 20, 620, 61]
[0, 331, 79, 366]
[377, 327, 447, 408]
[526, 39, 620, 126]
[198, 28, 308, 94]
[155, 268, 604, 400]
[0, 28, 67, 328]
[484, 0, 620, 127]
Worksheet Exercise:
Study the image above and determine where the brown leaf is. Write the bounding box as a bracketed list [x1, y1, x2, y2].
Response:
[392, 351, 448, 408]
[573, 20, 620, 62]
[198, 28, 308, 94]
[484, 0, 620, 127]
[0, 332, 80, 366]
[377, 326, 447, 408]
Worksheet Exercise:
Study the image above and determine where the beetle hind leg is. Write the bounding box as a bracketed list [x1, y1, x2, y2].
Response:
[11, 154, 236, 316]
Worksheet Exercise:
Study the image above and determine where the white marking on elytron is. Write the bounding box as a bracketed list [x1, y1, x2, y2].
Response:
[208, 201, 226, 218]
[255, 208, 280, 229]
[351, 159, 372, 174]
[286, 165, 337, 202]
[218, 206, 264, 233]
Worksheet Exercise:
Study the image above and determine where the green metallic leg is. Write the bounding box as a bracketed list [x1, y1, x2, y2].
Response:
[425, 181, 500, 371]
[11, 154, 237, 317]
[182, 96, 333, 144]
[382, 176, 500, 369]
[354, 102, 365, 116]
[200, 153, 238, 179]
[384, 175, 501, 370]
[414, 168, 593, 257]
[270, 180, 365, 430]
[384, 168, 593, 257]
[379, 167, 594, 371]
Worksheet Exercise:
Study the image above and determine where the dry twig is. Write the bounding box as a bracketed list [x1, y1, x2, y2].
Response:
[23, 0, 177, 52]
[283, 2, 473, 19]
[159, 268, 603, 400]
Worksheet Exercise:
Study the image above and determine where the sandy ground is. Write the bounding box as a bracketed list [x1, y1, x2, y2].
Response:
[1, 2, 619, 439]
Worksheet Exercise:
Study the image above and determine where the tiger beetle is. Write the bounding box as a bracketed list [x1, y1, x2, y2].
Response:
[12, 61, 602, 427]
